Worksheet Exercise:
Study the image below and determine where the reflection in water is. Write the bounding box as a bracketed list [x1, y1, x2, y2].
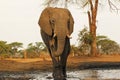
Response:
[67, 70, 120, 80]
[67, 70, 98, 80]
[98, 70, 120, 79]
[1, 70, 120, 80]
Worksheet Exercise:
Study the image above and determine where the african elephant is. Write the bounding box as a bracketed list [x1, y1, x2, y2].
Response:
[38, 7, 74, 80]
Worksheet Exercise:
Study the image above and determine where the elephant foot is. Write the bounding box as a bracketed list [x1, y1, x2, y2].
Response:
[54, 78, 66, 80]
[63, 73, 67, 78]
[53, 75, 66, 80]
[54, 76, 65, 80]
[53, 69, 66, 80]
[62, 68, 67, 78]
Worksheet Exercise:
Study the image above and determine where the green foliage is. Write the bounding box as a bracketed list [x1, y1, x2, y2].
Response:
[78, 27, 93, 45]
[9, 42, 23, 49]
[71, 45, 79, 53]
[26, 42, 47, 58]
[0, 41, 23, 58]
[9, 42, 23, 55]
[71, 45, 83, 56]
[0, 41, 11, 55]
[77, 27, 92, 55]
[97, 39, 120, 54]
[78, 27, 120, 55]
[0, 41, 47, 58]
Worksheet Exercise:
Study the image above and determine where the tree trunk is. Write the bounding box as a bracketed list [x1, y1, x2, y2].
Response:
[88, 0, 98, 56]
[23, 50, 27, 59]
[90, 22, 97, 56]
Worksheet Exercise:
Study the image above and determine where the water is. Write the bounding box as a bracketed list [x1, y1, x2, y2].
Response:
[1, 69, 120, 80]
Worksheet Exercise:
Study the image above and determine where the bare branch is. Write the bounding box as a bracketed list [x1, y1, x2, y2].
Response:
[89, 0, 93, 11]
[108, 0, 120, 12]
[87, 11, 91, 32]
[82, 2, 89, 8]
[65, 0, 68, 8]
[44, 0, 59, 7]
[94, 0, 98, 19]
[95, 0, 98, 11]
[47, 0, 53, 7]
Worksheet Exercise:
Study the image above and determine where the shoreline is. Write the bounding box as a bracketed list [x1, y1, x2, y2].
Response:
[1, 55, 120, 72]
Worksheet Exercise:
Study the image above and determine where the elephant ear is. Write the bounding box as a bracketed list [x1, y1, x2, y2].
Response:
[38, 8, 52, 36]
[68, 10, 74, 35]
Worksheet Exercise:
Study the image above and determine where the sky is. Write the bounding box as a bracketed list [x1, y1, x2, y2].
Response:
[0, 0, 120, 48]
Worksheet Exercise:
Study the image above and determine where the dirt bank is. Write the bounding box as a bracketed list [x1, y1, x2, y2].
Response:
[1, 55, 120, 72]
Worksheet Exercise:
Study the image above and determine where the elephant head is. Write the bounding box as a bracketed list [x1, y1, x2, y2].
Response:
[38, 7, 74, 57]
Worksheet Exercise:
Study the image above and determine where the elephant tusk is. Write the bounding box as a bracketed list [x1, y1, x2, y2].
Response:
[53, 33, 56, 38]
[67, 34, 72, 39]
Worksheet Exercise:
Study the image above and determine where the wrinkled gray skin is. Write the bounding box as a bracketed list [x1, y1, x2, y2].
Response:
[38, 7, 74, 80]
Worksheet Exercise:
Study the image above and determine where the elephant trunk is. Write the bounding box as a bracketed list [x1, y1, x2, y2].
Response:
[53, 25, 71, 57]
[53, 26, 67, 57]
[54, 38, 65, 57]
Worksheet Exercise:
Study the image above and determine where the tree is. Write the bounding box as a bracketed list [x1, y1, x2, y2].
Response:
[71, 45, 80, 56]
[81, 0, 119, 56]
[26, 42, 46, 58]
[9, 42, 23, 54]
[44, 0, 120, 56]
[0, 41, 24, 58]
[0, 41, 10, 56]
[78, 27, 120, 55]
[97, 37, 120, 54]
[86, 0, 98, 56]
[27, 43, 39, 58]
[78, 27, 92, 55]
[0, 41, 8, 54]
[35, 42, 46, 53]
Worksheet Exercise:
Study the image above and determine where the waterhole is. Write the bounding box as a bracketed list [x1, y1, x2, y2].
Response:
[0, 69, 120, 80]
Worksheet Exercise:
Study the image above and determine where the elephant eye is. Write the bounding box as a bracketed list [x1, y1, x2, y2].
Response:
[50, 19, 55, 24]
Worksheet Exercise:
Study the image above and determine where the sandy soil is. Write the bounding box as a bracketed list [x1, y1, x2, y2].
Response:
[1, 55, 120, 72]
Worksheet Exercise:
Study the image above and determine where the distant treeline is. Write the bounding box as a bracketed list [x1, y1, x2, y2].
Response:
[0, 27, 120, 58]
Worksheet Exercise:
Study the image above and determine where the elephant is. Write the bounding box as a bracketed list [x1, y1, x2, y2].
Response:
[38, 7, 74, 80]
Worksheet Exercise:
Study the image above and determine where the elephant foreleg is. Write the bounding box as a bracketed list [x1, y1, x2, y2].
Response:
[52, 57, 65, 79]
[60, 53, 69, 77]
[49, 43, 64, 79]
[60, 38, 70, 77]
